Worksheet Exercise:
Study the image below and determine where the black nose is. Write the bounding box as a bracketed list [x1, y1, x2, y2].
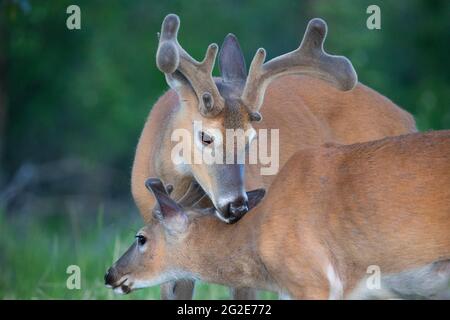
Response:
[104, 267, 114, 286]
[228, 199, 248, 221]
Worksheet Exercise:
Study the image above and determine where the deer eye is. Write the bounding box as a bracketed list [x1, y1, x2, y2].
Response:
[200, 131, 214, 146]
[135, 234, 147, 246]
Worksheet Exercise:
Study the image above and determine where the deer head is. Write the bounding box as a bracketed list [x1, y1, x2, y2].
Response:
[105, 178, 265, 293]
[156, 14, 357, 222]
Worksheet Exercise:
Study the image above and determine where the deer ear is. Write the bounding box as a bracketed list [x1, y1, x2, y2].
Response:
[219, 34, 247, 82]
[145, 178, 188, 234]
[246, 188, 266, 210]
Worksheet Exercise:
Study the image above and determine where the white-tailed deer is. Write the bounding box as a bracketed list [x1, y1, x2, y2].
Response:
[131, 14, 416, 298]
[107, 131, 450, 299]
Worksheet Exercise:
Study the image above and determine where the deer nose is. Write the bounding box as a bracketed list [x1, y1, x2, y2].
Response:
[228, 199, 249, 222]
[104, 267, 115, 286]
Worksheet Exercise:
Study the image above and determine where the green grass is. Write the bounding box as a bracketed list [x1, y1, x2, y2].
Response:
[0, 209, 276, 300]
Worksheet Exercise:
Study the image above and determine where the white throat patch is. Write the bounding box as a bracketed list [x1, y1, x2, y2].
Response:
[326, 264, 344, 300]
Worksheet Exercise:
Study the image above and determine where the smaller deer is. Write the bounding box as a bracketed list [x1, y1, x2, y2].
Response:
[106, 131, 450, 299]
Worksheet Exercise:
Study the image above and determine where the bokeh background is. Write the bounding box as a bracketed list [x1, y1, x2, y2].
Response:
[0, 0, 449, 299]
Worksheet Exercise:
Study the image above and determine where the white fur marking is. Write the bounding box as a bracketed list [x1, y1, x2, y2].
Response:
[326, 264, 344, 300]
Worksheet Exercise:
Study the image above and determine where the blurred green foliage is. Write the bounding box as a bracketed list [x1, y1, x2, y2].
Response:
[0, 209, 277, 299]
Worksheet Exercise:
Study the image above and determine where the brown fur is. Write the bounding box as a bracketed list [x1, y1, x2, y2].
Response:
[132, 75, 416, 222]
[109, 131, 450, 299]
[112, 131, 450, 299]
[257, 130, 450, 298]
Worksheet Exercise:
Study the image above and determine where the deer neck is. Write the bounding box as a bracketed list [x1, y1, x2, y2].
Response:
[171, 212, 274, 291]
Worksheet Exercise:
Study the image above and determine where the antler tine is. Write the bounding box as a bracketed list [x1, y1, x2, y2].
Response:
[297, 19, 357, 90]
[156, 14, 223, 116]
[156, 14, 181, 74]
[200, 43, 219, 71]
[242, 18, 358, 113]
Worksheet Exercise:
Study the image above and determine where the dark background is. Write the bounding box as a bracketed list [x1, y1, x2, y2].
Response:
[0, 0, 449, 299]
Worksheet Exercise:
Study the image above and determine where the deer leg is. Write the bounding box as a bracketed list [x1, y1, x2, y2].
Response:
[160, 280, 195, 300]
[229, 287, 257, 300]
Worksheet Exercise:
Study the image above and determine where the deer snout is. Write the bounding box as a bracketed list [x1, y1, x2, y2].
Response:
[229, 200, 248, 221]
[104, 267, 117, 287]
[104, 267, 132, 294]
[216, 196, 248, 223]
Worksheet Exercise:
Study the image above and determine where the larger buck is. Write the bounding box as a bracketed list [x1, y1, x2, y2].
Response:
[131, 14, 416, 299]
[107, 131, 450, 299]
